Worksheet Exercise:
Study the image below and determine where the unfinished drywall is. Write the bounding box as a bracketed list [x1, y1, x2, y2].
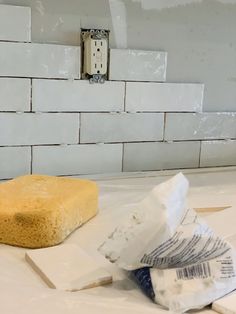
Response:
[0, 0, 235, 111]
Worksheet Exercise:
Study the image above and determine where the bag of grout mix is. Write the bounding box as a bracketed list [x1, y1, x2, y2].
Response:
[99, 173, 236, 313]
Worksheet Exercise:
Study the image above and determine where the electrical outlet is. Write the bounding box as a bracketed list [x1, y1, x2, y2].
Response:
[81, 29, 109, 83]
[84, 37, 108, 75]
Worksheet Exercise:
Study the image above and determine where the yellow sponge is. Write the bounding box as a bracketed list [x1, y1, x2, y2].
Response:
[0, 175, 98, 248]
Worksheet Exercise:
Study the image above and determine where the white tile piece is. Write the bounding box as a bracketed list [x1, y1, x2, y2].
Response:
[0, 5, 31, 42]
[126, 82, 204, 112]
[0, 42, 80, 79]
[80, 113, 164, 143]
[109, 49, 167, 82]
[123, 141, 200, 171]
[0, 113, 79, 146]
[0, 146, 30, 179]
[200, 140, 236, 167]
[212, 292, 236, 313]
[165, 113, 236, 141]
[204, 206, 236, 240]
[0, 78, 30, 111]
[32, 144, 122, 175]
[32, 80, 124, 112]
[26, 244, 112, 291]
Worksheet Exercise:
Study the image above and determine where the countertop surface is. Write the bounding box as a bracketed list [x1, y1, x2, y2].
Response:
[1, 167, 236, 314]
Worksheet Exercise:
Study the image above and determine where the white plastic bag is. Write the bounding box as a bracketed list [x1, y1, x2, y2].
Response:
[99, 173, 236, 313]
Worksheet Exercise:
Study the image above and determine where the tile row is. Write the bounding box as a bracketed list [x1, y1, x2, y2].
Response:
[0, 112, 235, 146]
[0, 43, 168, 82]
[0, 5, 167, 82]
[0, 78, 204, 112]
[1, 140, 236, 179]
[84, 112, 235, 143]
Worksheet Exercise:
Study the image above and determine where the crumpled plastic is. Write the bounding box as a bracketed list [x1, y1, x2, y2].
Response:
[99, 173, 236, 313]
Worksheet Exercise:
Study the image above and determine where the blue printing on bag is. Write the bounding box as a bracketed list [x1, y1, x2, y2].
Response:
[132, 267, 155, 300]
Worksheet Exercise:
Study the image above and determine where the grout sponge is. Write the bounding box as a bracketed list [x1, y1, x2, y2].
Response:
[0, 174, 98, 248]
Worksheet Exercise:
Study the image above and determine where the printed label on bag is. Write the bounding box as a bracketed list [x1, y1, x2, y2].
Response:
[174, 254, 236, 281]
[141, 209, 231, 269]
[176, 262, 211, 280]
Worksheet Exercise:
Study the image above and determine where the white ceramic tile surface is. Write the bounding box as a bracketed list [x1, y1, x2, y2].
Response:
[80, 113, 164, 143]
[109, 49, 167, 82]
[200, 140, 236, 167]
[0, 146, 30, 179]
[0, 42, 80, 79]
[165, 113, 236, 141]
[0, 5, 31, 42]
[32, 144, 122, 175]
[32, 80, 125, 112]
[204, 207, 236, 240]
[25, 244, 112, 292]
[126, 82, 204, 112]
[0, 113, 79, 146]
[123, 141, 200, 171]
[0, 78, 30, 112]
[26, 244, 112, 291]
[213, 292, 236, 314]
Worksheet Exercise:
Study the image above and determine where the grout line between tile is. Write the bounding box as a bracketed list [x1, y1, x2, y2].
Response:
[198, 141, 202, 168]
[30, 78, 32, 111]
[30, 145, 33, 174]
[1, 139, 236, 149]
[124, 82, 127, 111]
[163, 113, 167, 140]
[78, 113, 81, 143]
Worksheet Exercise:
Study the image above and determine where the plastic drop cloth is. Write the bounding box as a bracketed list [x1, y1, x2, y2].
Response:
[1, 167, 236, 314]
[99, 173, 236, 312]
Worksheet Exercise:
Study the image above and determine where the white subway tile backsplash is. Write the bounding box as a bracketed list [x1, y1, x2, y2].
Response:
[126, 82, 204, 112]
[32, 144, 122, 175]
[0, 42, 80, 79]
[32, 80, 124, 112]
[0, 5, 31, 42]
[0, 113, 79, 146]
[123, 141, 200, 171]
[109, 49, 167, 82]
[165, 113, 236, 141]
[0, 146, 30, 179]
[200, 140, 236, 167]
[0, 78, 30, 112]
[80, 113, 164, 143]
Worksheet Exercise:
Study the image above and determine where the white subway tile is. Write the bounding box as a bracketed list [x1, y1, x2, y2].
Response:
[200, 140, 236, 167]
[123, 141, 200, 171]
[0, 113, 79, 146]
[32, 144, 122, 175]
[80, 113, 164, 143]
[0, 5, 31, 42]
[126, 82, 204, 112]
[0, 146, 31, 179]
[32, 80, 124, 112]
[109, 49, 167, 82]
[0, 78, 30, 111]
[165, 113, 236, 141]
[0, 42, 80, 79]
